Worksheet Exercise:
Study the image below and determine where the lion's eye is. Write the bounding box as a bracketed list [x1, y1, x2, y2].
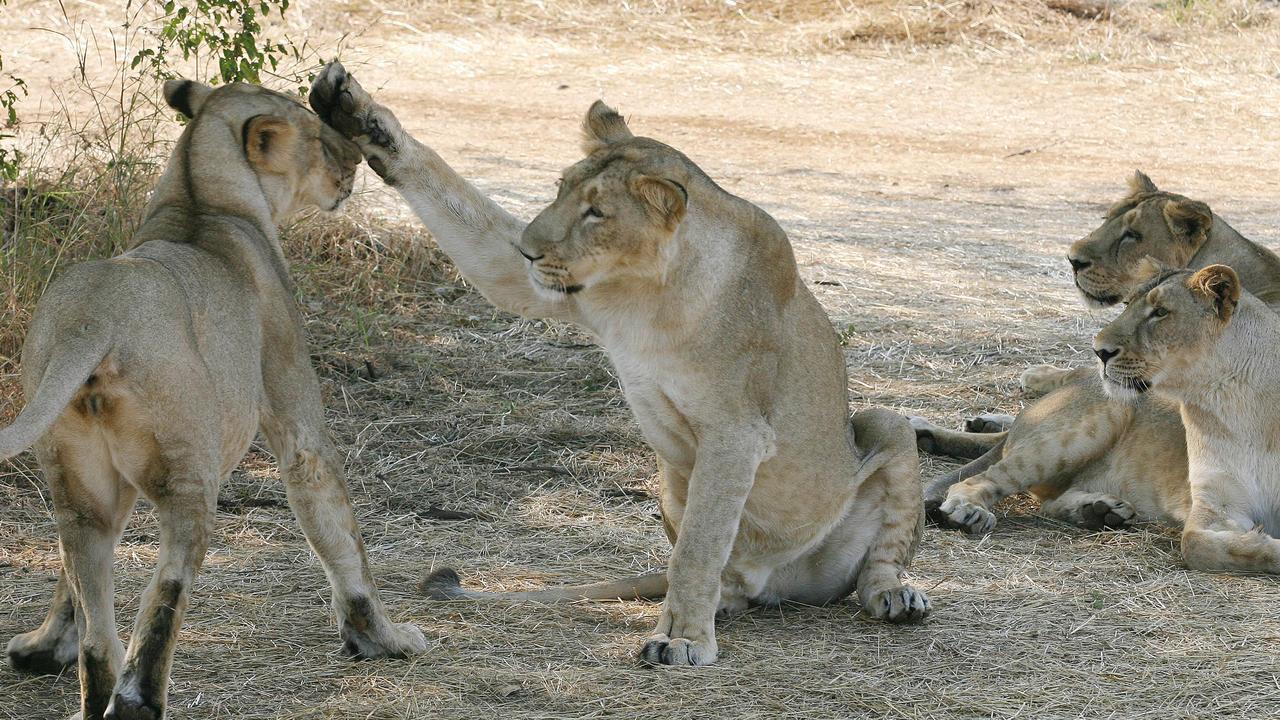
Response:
[1121, 229, 1141, 243]
[1150, 307, 1168, 319]
[584, 206, 604, 219]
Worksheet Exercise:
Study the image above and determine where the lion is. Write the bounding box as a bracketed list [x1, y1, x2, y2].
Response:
[0, 80, 426, 719]
[307, 62, 930, 667]
[915, 172, 1280, 533]
[1094, 264, 1280, 573]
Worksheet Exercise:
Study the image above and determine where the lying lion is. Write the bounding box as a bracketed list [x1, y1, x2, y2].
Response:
[914, 172, 1280, 534]
[1, 80, 425, 719]
[308, 62, 929, 667]
[1095, 264, 1280, 573]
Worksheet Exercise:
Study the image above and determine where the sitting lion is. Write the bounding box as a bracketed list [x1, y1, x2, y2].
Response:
[308, 62, 929, 667]
[1095, 264, 1280, 573]
[1, 80, 425, 719]
[915, 172, 1280, 533]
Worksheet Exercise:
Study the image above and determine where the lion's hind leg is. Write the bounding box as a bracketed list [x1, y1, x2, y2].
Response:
[766, 410, 930, 620]
[1039, 489, 1137, 530]
[1181, 504, 1280, 574]
[39, 437, 136, 719]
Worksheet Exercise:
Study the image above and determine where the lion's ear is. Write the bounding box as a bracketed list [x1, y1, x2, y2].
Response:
[1187, 264, 1241, 322]
[163, 79, 214, 119]
[631, 175, 687, 230]
[1164, 198, 1212, 247]
[243, 115, 299, 175]
[1128, 170, 1158, 195]
[581, 101, 633, 154]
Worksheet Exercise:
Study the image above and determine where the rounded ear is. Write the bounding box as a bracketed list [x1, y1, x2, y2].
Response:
[581, 100, 633, 154]
[1128, 169, 1158, 195]
[1187, 264, 1241, 322]
[242, 115, 299, 174]
[163, 79, 214, 119]
[631, 175, 687, 230]
[1163, 198, 1212, 247]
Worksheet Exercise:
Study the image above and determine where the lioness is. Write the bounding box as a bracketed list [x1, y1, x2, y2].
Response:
[1, 81, 425, 719]
[1095, 264, 1280, 573]
[308, 62, 929, 667]
[916, 172, 1280, 533]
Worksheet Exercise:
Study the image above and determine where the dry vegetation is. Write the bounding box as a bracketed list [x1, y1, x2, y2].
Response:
[4, 1, 1280, 718]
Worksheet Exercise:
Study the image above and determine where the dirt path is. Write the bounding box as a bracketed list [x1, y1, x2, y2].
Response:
[3, 4, 1280, 719]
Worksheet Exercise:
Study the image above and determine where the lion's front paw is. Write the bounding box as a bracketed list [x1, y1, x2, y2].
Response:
[865, 585, 931, 623]
[964, 413, 1015, 434]
[1079, 495, 1136, 530]
[341, 620, 428, 660]
[7, 626, 78, 676]
[939, 497, 997, 534]
[308, 62, 402, 179]
[639, 634, 717, 666]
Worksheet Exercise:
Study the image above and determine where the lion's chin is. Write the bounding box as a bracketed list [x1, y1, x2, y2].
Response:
[1076, 285, 1121, 310]
[1101, 374, 1151, 401]
[529, 276, 582, 301]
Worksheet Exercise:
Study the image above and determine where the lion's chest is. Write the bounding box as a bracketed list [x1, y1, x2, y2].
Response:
[610, 352, 699, 471]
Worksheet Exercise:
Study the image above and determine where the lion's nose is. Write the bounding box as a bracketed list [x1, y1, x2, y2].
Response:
[1069, 256, 1091, 273]
[1094, 346, 1119, 365]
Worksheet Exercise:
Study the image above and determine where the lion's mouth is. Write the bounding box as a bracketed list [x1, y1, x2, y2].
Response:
[1075, 281, 1121, 308]
[1103, 374, 1151, 395]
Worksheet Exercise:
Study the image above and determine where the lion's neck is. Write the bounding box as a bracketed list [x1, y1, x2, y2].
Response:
[1191, 217, 1280, 309]
[134, 117, 289, 288]
[1164, 296, 1280, 418]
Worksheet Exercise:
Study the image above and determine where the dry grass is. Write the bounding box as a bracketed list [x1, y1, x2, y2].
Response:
[5, 1, 1280, 718]
[368, 0, 1280, 60]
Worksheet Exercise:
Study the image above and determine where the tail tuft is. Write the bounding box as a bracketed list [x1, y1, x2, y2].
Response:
[419, 567, 464, 599]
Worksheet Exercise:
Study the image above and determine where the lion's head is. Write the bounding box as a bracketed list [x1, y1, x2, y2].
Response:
[516, 102, 692, 298]
[1067, 171, 1213, 308]
[162, 79, 362, 217]
[1092, 263, 1240, 399]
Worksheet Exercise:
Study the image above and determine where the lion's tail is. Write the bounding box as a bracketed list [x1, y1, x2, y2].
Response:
[922, 435, 1006, 524]
[419, 567, 668, 603]
[0, 330, 112, 460]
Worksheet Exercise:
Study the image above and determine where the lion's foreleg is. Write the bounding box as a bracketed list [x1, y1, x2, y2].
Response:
[6, 569, 79, 675]
[261, 361, 426, 660]
[639, 426, 772, 667]
[308, 62, 572, 321]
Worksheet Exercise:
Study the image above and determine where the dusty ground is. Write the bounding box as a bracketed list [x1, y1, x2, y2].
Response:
[3, 1, 1280, 718]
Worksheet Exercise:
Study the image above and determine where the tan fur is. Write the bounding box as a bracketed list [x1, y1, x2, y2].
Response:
[309, 62, 930, 668]
[1094, 266, 1280, 573]
[1, 80, 425, 719]
[921, 173, 1280, 534]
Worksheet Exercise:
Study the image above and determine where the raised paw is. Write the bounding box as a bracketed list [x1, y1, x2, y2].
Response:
[308, 62, 401, 179]
[6, 627, 78, 676]
[865, 585, 931, 623]
[964, 413, 1015, 434]
[341, 619, 428, 660]
[639, 634, 717, 667]
[939, 497, 997, 534]
[1079, 495, 1136, 530]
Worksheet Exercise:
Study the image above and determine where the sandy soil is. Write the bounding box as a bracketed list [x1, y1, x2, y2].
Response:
[3, 2, 1280, 718]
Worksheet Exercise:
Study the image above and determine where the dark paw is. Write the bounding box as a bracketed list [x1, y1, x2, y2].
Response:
[7, 645, 76, 676]
[105, 694, 162, 720]
[638, 636, 715, 666]
[964, 413, 1013, 433]
[1080, 497, 1136, 530]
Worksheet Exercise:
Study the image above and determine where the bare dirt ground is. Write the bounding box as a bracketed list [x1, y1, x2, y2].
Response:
[3, 2, 1280, 718]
